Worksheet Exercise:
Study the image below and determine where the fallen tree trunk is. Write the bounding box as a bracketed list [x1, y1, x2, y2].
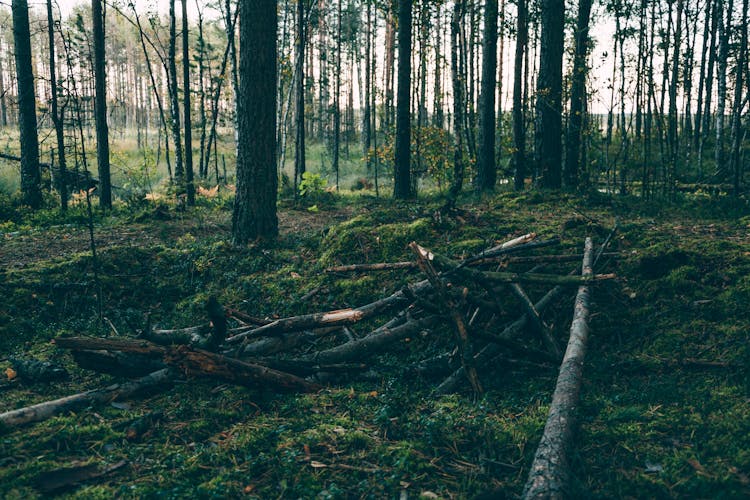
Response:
[0, 368, 174, 430]
[522, 237, 594, 499]
[324, 253, 621, 273]
[72, 349, 166, 377]
[54, 337, 321, 393]
[225, 280, 433, 343]
[297, 315, 439, 365]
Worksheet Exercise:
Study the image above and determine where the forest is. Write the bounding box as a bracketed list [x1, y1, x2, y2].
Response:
[0, 0, 749, 497]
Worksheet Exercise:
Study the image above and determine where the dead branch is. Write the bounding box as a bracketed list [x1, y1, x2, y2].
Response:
[0, 368, 174, 430]
[225, 280, 432, 344]
[54, 337, 321, 392]
[297, 315, 439, 365]
[411, 242, 483, 395]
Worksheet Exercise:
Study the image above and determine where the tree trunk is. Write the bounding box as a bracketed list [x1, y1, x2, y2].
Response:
[0, 368, 174, 429]
[394, 0, 413, 199]
[475, 0, 498, 192]
[92, 0, 111, 208]
[521, 238, 594, 499]
[12, 0, 42, 209]
[182, 0, 195, 205]
[563, 0, 592, 189]
[534, 0, 565, 188]
[449, 0, 467, 200]
[729, 0, 748, 194]
[714, 0, 732, 179]
[295, 0, 307, 195]
[512, 0, 527, 190]
[168, 0, 185, 188]
[47, 0, 67, 210]
[232, 0, 279, 243]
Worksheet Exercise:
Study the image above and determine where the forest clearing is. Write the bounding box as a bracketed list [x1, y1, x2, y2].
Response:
[2, 0, 750, 496]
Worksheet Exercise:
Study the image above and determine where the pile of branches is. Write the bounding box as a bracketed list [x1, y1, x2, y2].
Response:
[1, 232, 616, 447]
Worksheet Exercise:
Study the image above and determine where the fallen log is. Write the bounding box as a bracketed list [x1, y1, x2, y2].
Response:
[55, 337, 321, 393]
[0, 368, 174, 430]
[72, 349, 166, 377]
[297, 315, 439, 365]
[323, 253, 622, 273]
[225, 280, 433, 344]
[522, 237, 594, 499]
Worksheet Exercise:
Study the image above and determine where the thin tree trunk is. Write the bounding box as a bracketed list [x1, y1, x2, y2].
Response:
[563, 0, 592, 189]
[295, 0, 307, 195]
[47, 0, 67, 210]
[475, 0, 498, 191]
[714, 0, 733, 179]
[182, 0, 195, 205]
[449, 0, 467, 200]
[729, 0, 748, 194]
[512, 0, 527, 190]
[168, 0, 185, 192]
[92, 0, 111, 208]
[394, 0, 413, 199]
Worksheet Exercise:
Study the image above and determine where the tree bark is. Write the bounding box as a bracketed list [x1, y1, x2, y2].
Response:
[12, 0, 42, 209]
[168, 0, 185, 187]
[47, 0, 67, 210]
[394, 0, 413, 199]
[0, 368, 174, 429]
[563, 0, 593, 189]
[475, 0, 498, 192]
[448, 0, 467, 201]
[522, 238, 594, 499]
[54, 337, 321, 392]
[512, 0, 528, 190]
[232, 0, 279, 243]
[92, 0, 111, 208]
[182, 0, 195, 205]
[534, 0, 565, 188]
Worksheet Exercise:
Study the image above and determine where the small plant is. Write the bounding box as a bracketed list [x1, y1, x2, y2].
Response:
[298, 172, 327, 199]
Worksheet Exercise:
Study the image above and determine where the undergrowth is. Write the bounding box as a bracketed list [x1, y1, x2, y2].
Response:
[1, 192, 749, 498]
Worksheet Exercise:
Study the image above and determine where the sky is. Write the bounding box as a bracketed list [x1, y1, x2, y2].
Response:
[23, 0, 627, 116]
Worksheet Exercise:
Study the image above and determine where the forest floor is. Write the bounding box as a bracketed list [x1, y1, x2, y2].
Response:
[1, 190, 749, 499]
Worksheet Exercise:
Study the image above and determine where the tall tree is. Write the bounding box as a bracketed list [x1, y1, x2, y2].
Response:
[449, 0, 467, 200]
[92, 0, 111, 208]
[563, 0, 593, 189]
[12, 0, 42, 209]
[475, 0, 499, 192]
[47, 0, 67, 210]
[729, 0, 748, 194]
[394, 0, 413, 199]
[232, 0, 279, 243]
[168, 0, 185, 188]
[714, 0, 732, 178]
[182, 0, 195, 205]
[534, 0, 565, 188]
[512, 0, 528, 190]
[294, 0, 306, 194]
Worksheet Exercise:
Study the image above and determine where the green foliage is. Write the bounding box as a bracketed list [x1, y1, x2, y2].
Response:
[298, 171, 328, 199]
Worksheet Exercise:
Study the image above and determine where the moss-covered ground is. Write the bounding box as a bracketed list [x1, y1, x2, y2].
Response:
[1, 191, 749, 498]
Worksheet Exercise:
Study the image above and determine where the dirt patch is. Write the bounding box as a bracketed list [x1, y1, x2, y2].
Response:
[0, 206, 354, 270]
